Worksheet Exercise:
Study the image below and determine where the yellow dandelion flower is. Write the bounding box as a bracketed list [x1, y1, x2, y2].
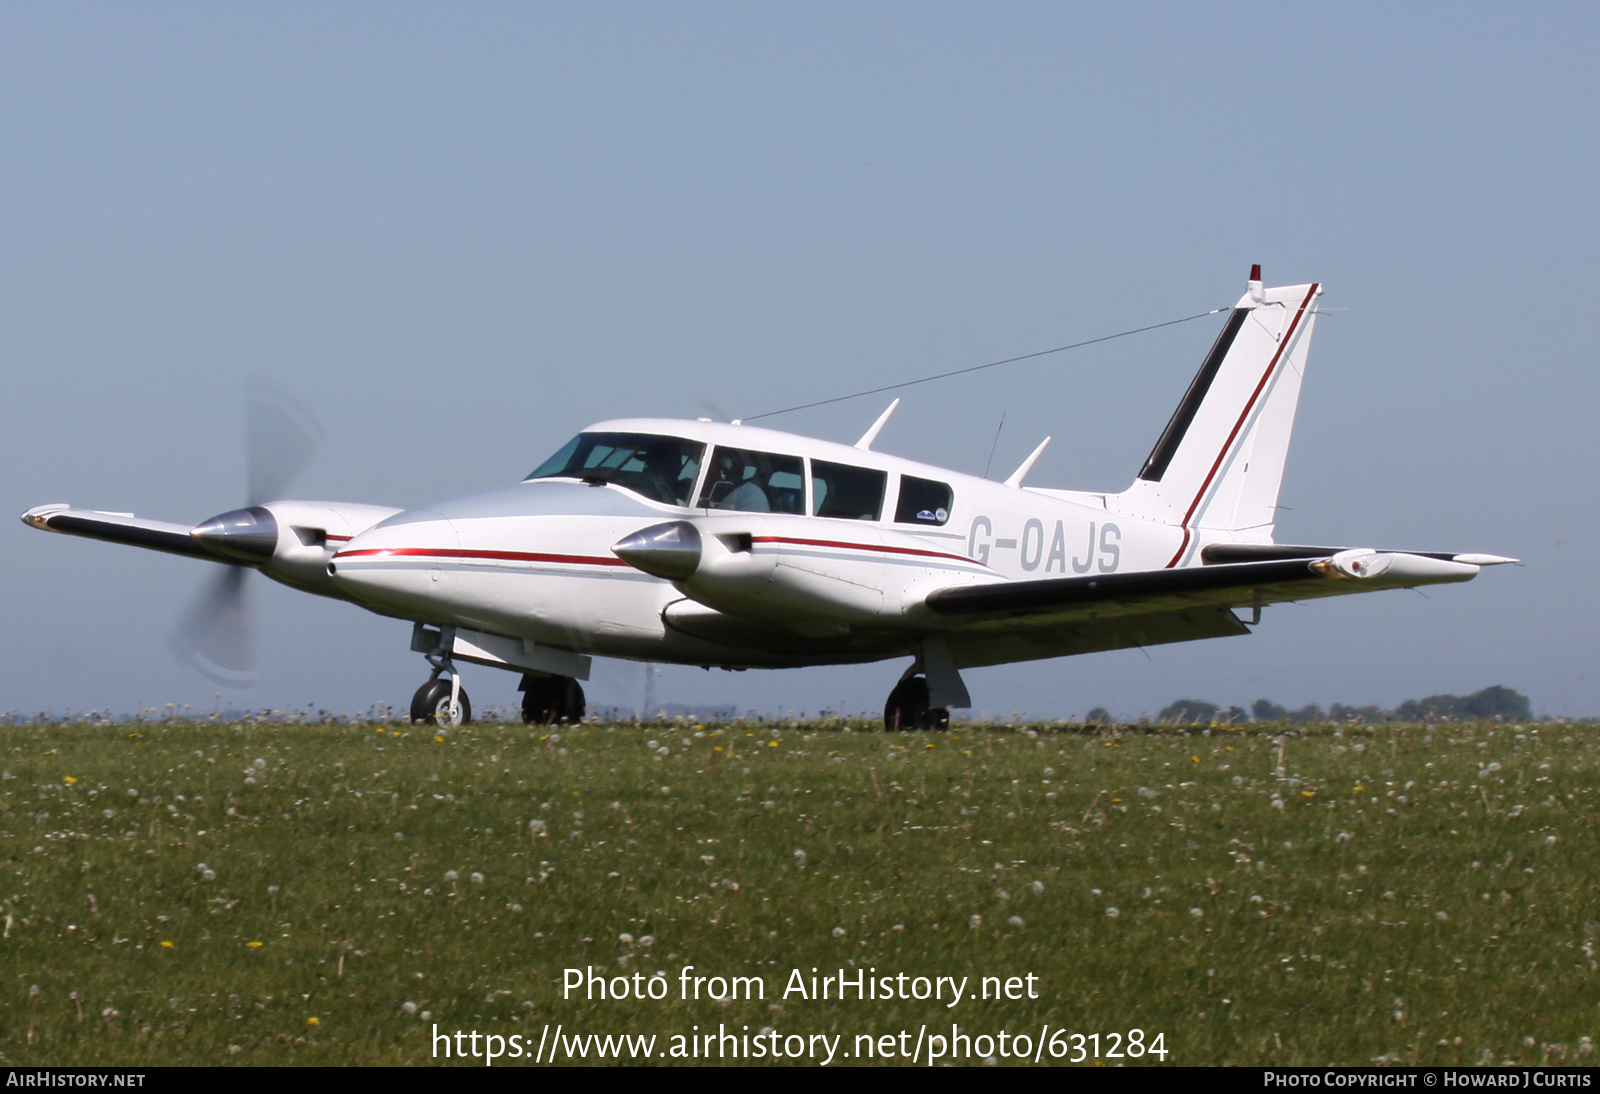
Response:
[713, 746, 723, 752]
[1302, 791, 1316, 798]
[433, 735, 445, 743]
[247, 941, 263, 948]
[160, 940, 174, 949]
[1353, 785, 1364, 792]
[64, 776, 77, 784]
[924, 743, 935, 749]
[768, 741, 778, 748]
[1191, 755, 1200, 762]
[307, 1016, 320, 1026]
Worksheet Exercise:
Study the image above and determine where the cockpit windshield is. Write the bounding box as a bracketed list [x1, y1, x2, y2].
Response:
[526, 433, 705, 507]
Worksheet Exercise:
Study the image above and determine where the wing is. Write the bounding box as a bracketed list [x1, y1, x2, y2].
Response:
[924, 549, 1511, 668]
[21, 504, 218, 561]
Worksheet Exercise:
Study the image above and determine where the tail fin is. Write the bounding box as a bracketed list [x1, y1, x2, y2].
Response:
[1111, 269, 1321, 563]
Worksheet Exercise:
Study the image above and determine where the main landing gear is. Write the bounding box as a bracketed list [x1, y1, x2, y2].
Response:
[520, 673, 585, 725]
[884, 676, 950, 732]
[884, 642, 968, 731]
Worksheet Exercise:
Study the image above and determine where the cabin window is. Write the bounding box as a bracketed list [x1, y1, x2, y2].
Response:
[698, 447, 805, 513]
[894, 475, 953, 526]
[525, 432, 705, 507]
[811, 460, 887, 521]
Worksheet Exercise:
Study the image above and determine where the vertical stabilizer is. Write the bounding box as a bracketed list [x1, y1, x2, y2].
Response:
[1111, 270, 1321, 565]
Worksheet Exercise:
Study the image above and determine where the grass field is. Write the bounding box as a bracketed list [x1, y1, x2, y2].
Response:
[1, 715, 1596, 1067]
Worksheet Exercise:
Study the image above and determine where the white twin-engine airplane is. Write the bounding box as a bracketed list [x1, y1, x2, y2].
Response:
[23, 270, 1514, 729]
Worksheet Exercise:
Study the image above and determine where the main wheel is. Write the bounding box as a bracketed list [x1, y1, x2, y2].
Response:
[520, 674, 586, 724]
[884, 676, 949, 731]
[411, 678, 472, 726]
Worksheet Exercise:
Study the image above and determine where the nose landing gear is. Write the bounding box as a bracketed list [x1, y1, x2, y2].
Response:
[410, 623, 471, 727]
[412, 675, 472, 726]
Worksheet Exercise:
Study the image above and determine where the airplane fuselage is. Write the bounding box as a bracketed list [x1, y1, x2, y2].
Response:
[316, 418, 1192, 672]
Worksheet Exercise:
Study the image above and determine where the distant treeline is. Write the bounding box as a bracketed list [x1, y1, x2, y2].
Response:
[1093, 685, 1533, 725]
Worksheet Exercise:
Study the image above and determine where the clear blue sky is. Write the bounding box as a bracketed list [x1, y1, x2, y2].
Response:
[4, 2, 1595, 720]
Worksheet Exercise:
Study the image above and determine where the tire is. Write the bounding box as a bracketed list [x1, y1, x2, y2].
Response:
[520, 674, 586, 725]
[882, 676, 932, 731]
[411, 678, 472, 726]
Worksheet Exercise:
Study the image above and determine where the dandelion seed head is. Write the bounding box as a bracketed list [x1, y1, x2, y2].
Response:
[1106, 906, 1120, 918]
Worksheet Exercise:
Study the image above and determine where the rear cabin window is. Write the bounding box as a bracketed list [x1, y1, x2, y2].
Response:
[894, 475, 953, 526]
[698, 447, 805, 513]
[811, 461, 887, 521]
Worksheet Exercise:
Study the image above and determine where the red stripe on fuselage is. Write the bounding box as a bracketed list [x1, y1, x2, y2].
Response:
[1164, 284, 1319, 569]
[332, 547, 631, 567]
[750, 535, 977, 566]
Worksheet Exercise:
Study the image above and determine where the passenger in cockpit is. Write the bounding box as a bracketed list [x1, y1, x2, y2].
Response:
[705, 453, 771, 511]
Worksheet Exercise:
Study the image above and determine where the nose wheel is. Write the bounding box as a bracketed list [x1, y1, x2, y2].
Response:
[412, 676, 472, 726]
[884, 675, 949, 731]
[520, 673, 585, 725]
[408, 623, 472, 726]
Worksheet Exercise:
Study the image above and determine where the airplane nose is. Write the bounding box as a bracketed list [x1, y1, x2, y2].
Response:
[191, 506, 279, 564]
[612, 521, 702, 580]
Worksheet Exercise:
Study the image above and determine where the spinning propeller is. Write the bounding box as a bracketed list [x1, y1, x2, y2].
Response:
[168, 382, 324, 686]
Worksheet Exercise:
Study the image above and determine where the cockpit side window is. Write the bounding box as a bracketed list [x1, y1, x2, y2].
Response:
[811, 460, 887, 521]
[893, 475, 953, 526]
[525, 433, 705, 507]
[698, 447, 805, 513]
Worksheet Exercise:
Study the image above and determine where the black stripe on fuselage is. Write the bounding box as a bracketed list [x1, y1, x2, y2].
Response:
[1137, 307, 1250, 483]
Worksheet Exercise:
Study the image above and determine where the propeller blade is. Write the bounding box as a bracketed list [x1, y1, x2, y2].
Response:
[246, 379, 324, 506]
[169, 566, 256, 687]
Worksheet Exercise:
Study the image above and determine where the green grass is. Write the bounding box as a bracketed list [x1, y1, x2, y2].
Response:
[1, 716, 1597, 1066]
